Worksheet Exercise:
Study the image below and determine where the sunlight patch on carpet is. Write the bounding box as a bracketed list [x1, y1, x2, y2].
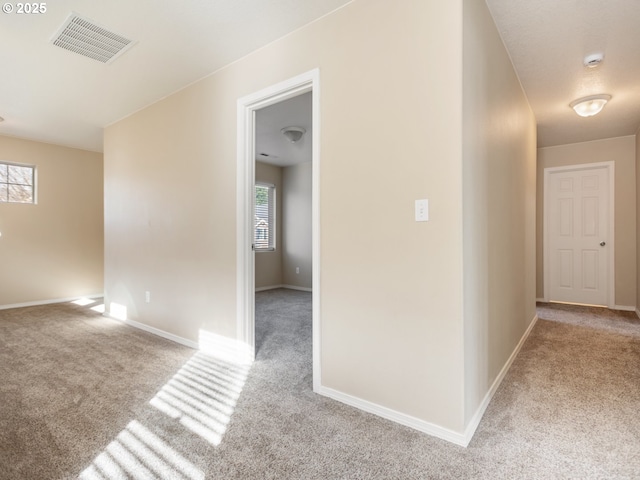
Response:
[72, 298, 97, 306]
[91, 303, 106, 314]
[78, 420, 204, 480]
[78, 334, 251, 477]
[149, 351, 251, 446]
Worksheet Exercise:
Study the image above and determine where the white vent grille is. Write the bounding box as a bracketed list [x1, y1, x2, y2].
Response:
[51, 13, 135, 64]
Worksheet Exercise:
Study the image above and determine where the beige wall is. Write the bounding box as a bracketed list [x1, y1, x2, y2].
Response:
[255, 160, 312, 291]
[0, 135, 103, 307]
[537, 136, 637, 308]
[462, 0, 537, 424]
[282, 162, 312, 289]
[105, 0, 466, 433]
[255, 161, 283, 289]
[636, 129, 640, 315]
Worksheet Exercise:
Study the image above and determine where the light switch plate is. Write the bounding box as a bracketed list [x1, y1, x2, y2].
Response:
[415, 199, 429, 222]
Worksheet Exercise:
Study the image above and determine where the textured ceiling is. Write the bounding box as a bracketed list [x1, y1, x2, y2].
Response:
[0, 0, 352, 152]
[485, 0, 640, 147]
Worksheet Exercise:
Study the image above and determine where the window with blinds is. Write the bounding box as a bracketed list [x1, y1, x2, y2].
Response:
[0, 162, 36, 204]
[254, 183, 275, 251]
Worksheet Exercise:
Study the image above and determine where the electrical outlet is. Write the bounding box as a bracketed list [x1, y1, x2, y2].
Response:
[296, 267, 300, 274]
[145, 291, 151, 303]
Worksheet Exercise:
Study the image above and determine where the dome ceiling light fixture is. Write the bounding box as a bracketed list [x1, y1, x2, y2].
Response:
[570, 94, 611, 117]
[583, 53, 604, 68]
[281, 126, 306, 143]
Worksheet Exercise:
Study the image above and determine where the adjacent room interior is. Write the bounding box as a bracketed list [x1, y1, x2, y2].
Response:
[254, 92, 313, 293]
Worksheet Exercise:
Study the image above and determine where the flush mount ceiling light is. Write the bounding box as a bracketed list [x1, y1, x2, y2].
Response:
[281, 126, 306, 143]
[584, 53, 604, 68]
[570, 94, 611, 117]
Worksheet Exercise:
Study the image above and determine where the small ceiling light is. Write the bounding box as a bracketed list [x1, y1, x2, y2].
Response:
[570, 94, 611, 117]
[583, 53, 604, 68]
[281, 126, 306, 143]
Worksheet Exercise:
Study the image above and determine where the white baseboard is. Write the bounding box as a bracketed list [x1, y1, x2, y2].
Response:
[282, 284, 312, 292]
[537, 300, 635, 313]
[316, 385, 468, 447]
[198, 329, 253, 364]
[255, 284, 312, 293]
[462, 313, 539, 446]
[255, 285, 283, 292]
[104, 314, 255, 363]
[317, 312, 539, 448]
[104, 313, 198, 350]
[612, 305, 636, 312]
[0, 293, 104, 311]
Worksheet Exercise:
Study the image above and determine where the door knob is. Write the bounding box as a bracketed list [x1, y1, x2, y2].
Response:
[600, 241, 606, 247]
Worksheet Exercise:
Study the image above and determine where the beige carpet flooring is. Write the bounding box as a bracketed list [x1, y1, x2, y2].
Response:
[0, 292, 639, 479]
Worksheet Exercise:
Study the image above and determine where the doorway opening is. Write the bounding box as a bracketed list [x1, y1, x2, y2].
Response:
[236, 69, 321, 392]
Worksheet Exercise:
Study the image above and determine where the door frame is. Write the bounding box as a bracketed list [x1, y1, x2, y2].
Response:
[543, 161, 615, 307]
[236, 69, 321, 391]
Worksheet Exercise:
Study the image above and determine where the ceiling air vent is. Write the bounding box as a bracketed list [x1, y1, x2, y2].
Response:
[50, 12, 136, 64]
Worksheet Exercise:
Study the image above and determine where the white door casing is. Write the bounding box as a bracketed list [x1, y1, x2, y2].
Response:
[236, 69, 321, 390]
[544, 162, 614, 307]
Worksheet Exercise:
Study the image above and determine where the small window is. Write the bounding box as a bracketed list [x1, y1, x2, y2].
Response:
[0, 162, 36, 204]
[254, 183, 275, 251]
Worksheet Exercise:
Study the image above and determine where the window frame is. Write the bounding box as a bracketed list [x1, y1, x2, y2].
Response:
[254, 182, 276, 252]
[0, 160, 37, 205]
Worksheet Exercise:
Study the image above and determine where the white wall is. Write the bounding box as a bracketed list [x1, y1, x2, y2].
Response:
[537, 136, 637, 308]
[0, 135, 103, 307]
[282, 161, 312, 289]
[462, 0, 537, 426]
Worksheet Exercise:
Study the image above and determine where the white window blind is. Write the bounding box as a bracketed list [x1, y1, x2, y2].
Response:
[0, 162, 36, 204]
[254, 183, 275, 250]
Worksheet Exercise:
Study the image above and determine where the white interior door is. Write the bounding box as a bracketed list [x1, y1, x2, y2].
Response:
[546, 164, 612, 306]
